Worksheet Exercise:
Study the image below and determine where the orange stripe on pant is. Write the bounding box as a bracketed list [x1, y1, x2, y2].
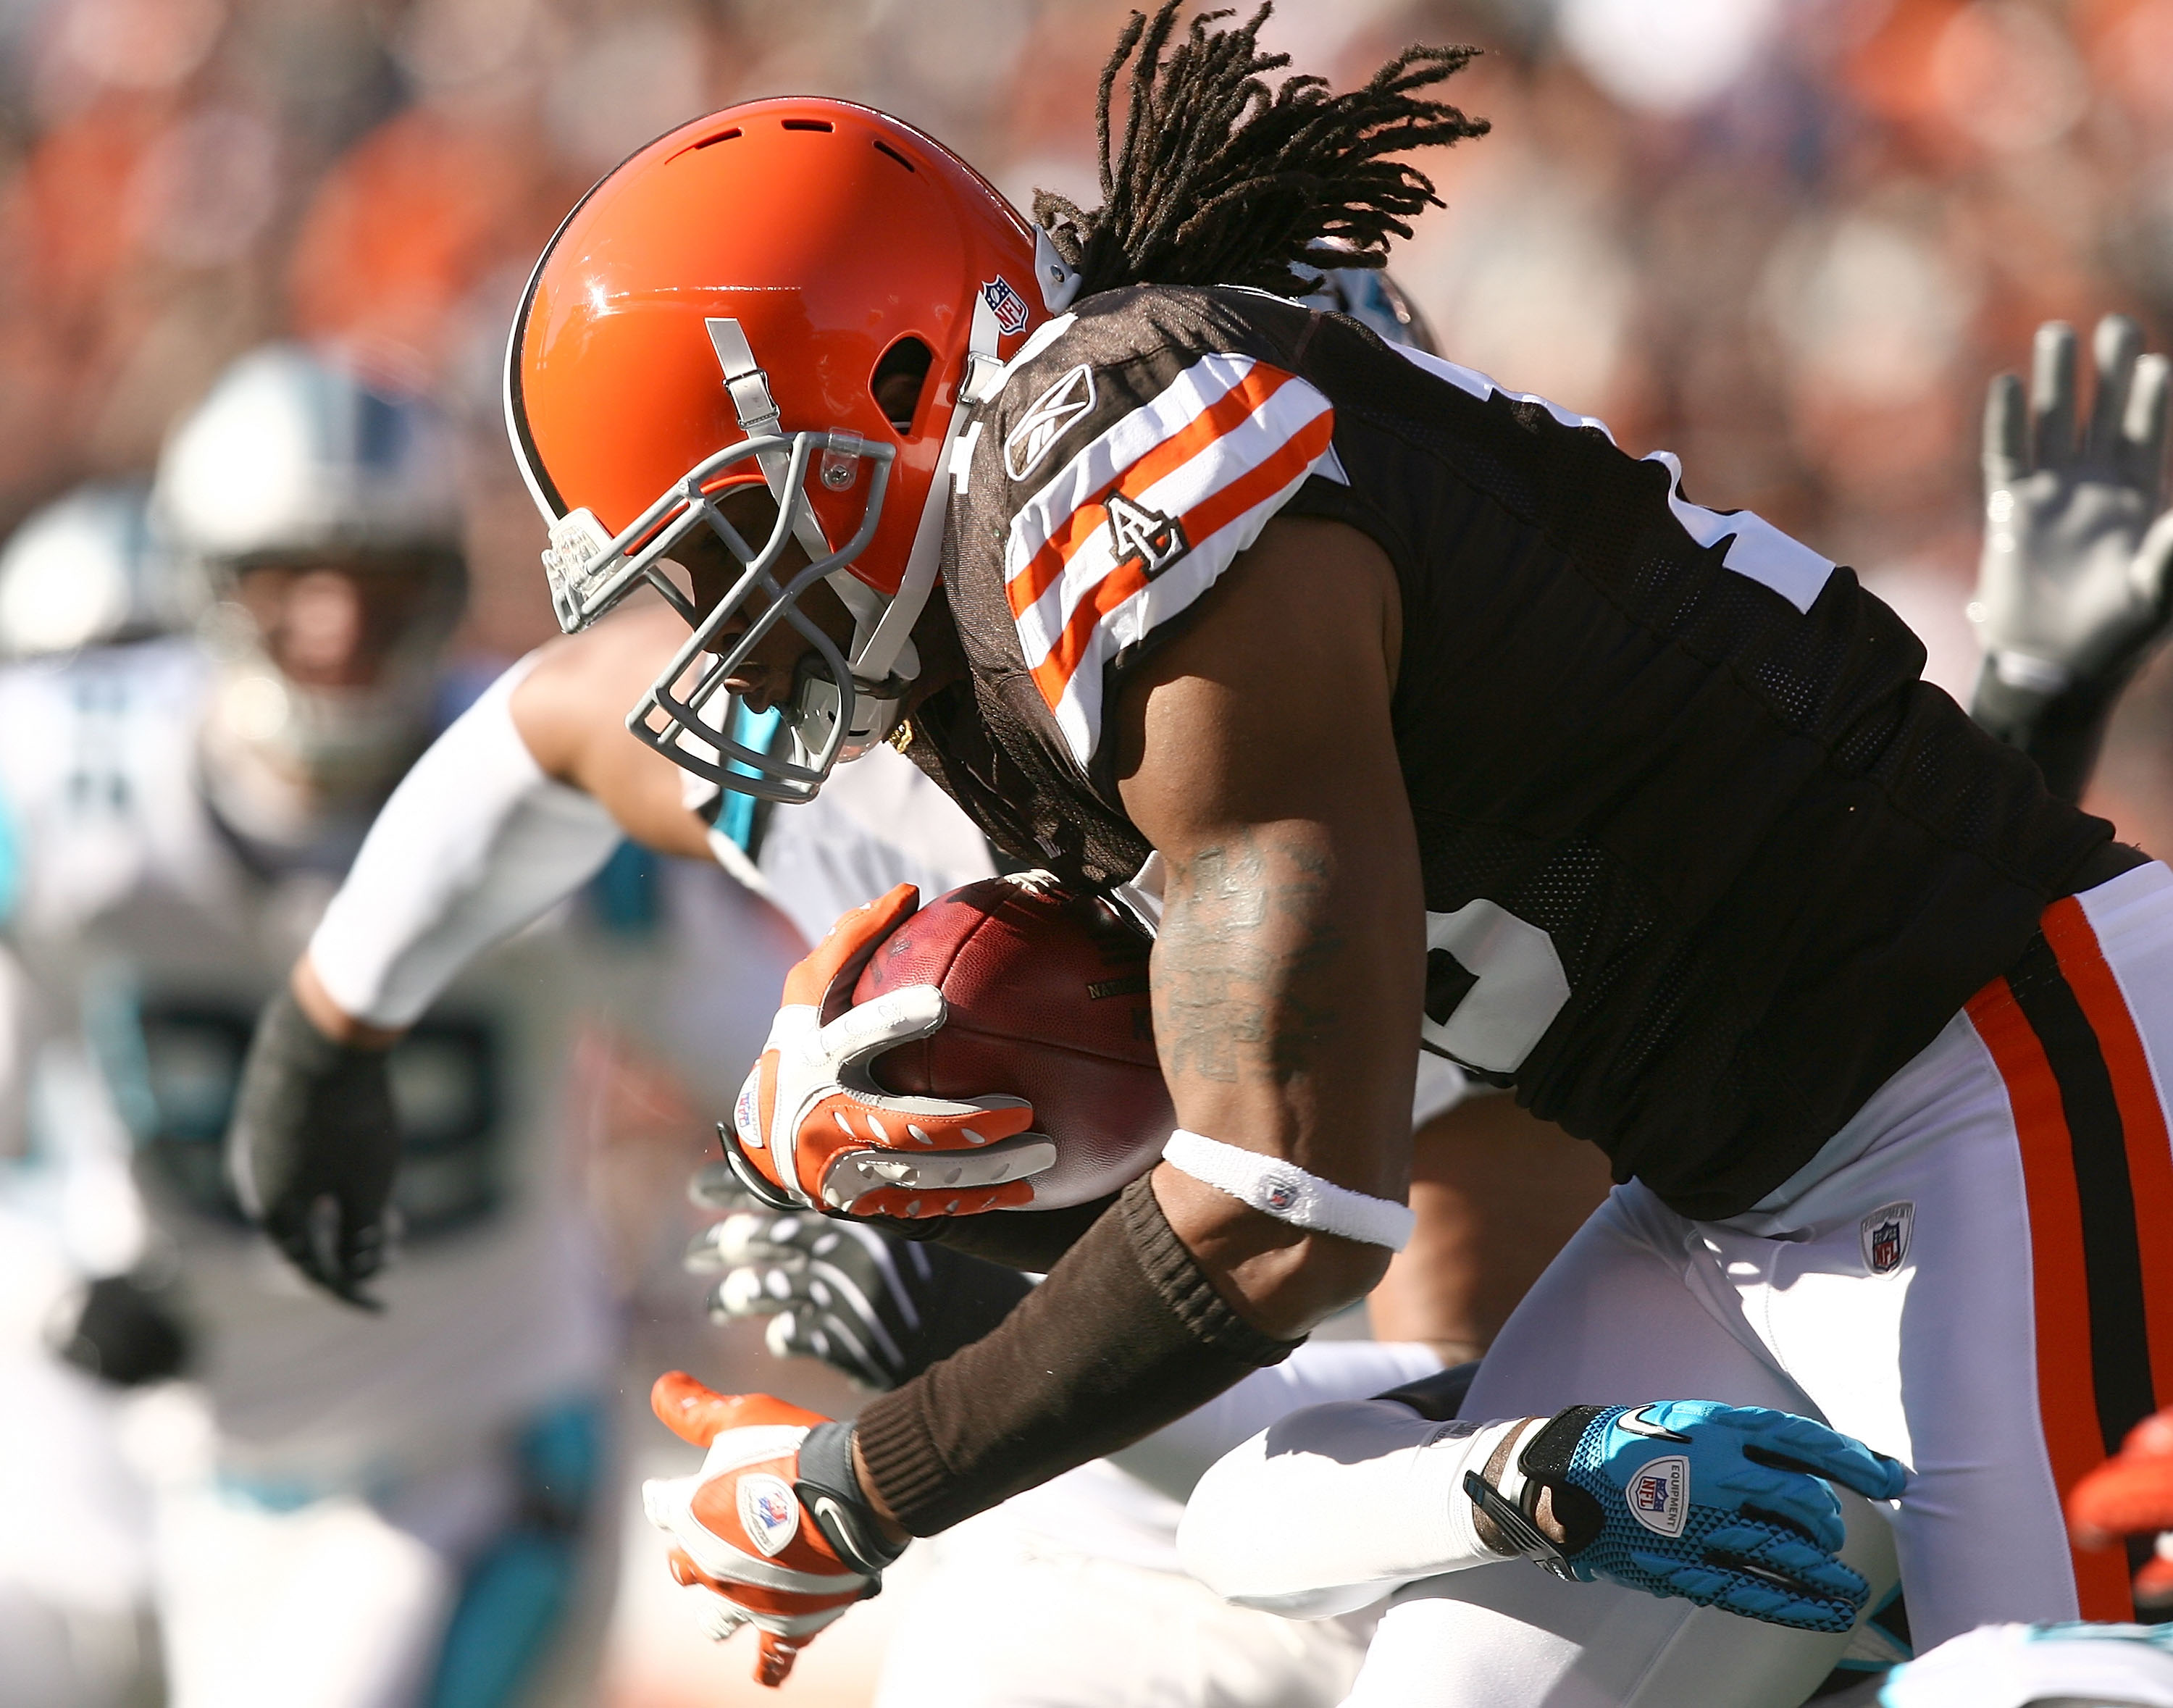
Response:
[2044, 896, 2173, 1412]
[1967, 972, 2140, 1622]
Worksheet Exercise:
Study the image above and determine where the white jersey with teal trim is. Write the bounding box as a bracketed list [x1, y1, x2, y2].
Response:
[0, 638, 783, 1491]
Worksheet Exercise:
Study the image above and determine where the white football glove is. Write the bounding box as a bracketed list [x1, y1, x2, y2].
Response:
[1970, 315, 2173, 798]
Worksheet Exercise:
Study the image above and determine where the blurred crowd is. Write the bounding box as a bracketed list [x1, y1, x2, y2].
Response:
[5, 0, 2173, 1703]
[3, 0, 2173, 666]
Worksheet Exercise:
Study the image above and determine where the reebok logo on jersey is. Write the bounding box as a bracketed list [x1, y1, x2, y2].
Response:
[1626, 1455, 1689, 1537]
[981, 277, 1030, 338]
[1105, 490, 1189, 579]
[1005, 364, 1096, 480]
[739, 1473, 800, 1557]
[1861, 1201, 1914, 1274]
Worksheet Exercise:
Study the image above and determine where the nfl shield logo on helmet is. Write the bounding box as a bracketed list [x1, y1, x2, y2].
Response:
[1625, 1454, 1689, 1538]
[981, 277, 1030, 338]
[1859, 1201, 1914, 1275]
[738, 1472, 801, 1557]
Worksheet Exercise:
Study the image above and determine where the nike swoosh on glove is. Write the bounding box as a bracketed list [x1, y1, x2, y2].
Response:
[723, 884, 1055, 1218]
[642, 1374, 884, 1687]
[2069, 1405, 2173, 1603]
[1470, 1400, 1908, 1633]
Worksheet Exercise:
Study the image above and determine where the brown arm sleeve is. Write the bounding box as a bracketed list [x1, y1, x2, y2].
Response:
[867, 1192, 1117, 1272]
[853, 1173, 1300, 1535]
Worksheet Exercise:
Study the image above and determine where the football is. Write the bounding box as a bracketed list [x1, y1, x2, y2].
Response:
[851, 873, 1173, 1209]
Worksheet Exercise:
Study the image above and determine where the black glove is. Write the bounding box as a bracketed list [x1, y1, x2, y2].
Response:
[686, 1163, 1035, 1389]
[54, 1271, 190, 1386]
[225, 986, 401, 1311]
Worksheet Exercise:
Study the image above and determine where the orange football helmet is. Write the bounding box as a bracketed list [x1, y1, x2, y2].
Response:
[504, 98, 1076, 800]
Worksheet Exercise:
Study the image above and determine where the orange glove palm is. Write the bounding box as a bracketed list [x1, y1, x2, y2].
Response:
[726, 884, 1054, 1217]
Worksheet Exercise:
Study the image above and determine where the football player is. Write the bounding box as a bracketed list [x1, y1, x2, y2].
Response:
[495, 1, 2166, 1694]
[0, 347, 784, 1708]
[237, 490, 1546, 1708]
[1173, 311, 2173, 1706]
[231, 237, 1614, 1699]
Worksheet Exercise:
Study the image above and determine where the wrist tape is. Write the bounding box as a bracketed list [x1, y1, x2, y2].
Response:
[794, 1420, 906, 1579]
[1161, 1129, 1415, 1251]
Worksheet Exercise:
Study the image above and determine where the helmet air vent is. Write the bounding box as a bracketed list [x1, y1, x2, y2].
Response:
[780, 118, 835, 133]
[872, 140, 916, 172]
[870, 337, 934, 434]
[692, 126, 742, 149]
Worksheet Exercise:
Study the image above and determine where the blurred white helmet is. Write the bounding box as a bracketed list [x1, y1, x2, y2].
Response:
[155, 344, 466, 569]
[1292, 257, 1440, 356]
[154, 345, 469, 842]
[0, 482, 184, 658]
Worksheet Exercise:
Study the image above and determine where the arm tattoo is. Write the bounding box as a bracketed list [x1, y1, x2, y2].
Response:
[1152, 826, 1346, 1090]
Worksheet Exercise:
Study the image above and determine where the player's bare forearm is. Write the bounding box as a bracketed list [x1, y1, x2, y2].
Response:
[511, 600, 716, 860]
[1115, 515, 1424, 1339]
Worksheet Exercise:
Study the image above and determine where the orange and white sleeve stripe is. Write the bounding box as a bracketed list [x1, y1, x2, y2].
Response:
[1002, 353, 1338, 766]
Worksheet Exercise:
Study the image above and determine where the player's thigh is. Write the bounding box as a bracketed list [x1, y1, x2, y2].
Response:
[158, 1491, 453, 1708]
[1347, 1492, 1897, 1708]
[1370, 1097, 1614, 1360]
[875, 1533, 1368, 1708]
[1462, 1181, 1809, 1423]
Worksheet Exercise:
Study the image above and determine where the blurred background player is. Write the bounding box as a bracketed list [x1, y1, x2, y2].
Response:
[0, 343, 796, 1708]
[222, 259, 1610, 1708]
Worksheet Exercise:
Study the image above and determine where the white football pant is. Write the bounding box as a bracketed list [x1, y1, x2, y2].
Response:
[1353, 861, 2173, 1704]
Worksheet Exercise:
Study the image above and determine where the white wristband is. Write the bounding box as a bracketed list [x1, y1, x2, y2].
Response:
[1160, 1129, 1415, 1250]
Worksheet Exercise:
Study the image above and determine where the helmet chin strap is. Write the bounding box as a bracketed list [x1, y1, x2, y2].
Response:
[845, 288, 1005, 691]
[706, 319, 835, 566]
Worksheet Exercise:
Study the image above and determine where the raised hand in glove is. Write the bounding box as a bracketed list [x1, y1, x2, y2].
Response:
[686, 1165, 1035, 1390]
[722, 884, 1054, 1218]
[1467, 1399, 1908, 1632]
[225, 983, 400, 1310]
[642, 1372, 903, 1687]
[1971, 315, 2173, 800]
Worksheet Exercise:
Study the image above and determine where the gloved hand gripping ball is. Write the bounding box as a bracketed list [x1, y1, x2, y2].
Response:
[722, 884, 1055, 1218]
[1467, 1400, 1908, 1632]
[642, 1373, 903, 1687]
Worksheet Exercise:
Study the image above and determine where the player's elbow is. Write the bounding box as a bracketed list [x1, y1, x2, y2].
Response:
[1154, 1166, 1397, 1339]
[1223, 1223, 1394, 1341]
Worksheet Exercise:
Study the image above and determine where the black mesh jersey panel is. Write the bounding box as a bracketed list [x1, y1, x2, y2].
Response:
[916, 284, 2120, 1217]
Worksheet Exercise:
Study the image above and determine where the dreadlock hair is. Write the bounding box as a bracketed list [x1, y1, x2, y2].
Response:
[1034, 1, 1488, 301]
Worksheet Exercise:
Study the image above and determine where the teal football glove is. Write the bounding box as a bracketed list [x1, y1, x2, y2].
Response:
[1467, 1400, 1907, 1633]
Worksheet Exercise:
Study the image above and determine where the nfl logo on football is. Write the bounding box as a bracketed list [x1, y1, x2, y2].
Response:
[981, 276, 1030, 337]
[1859, 1201, 1914, 1276]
